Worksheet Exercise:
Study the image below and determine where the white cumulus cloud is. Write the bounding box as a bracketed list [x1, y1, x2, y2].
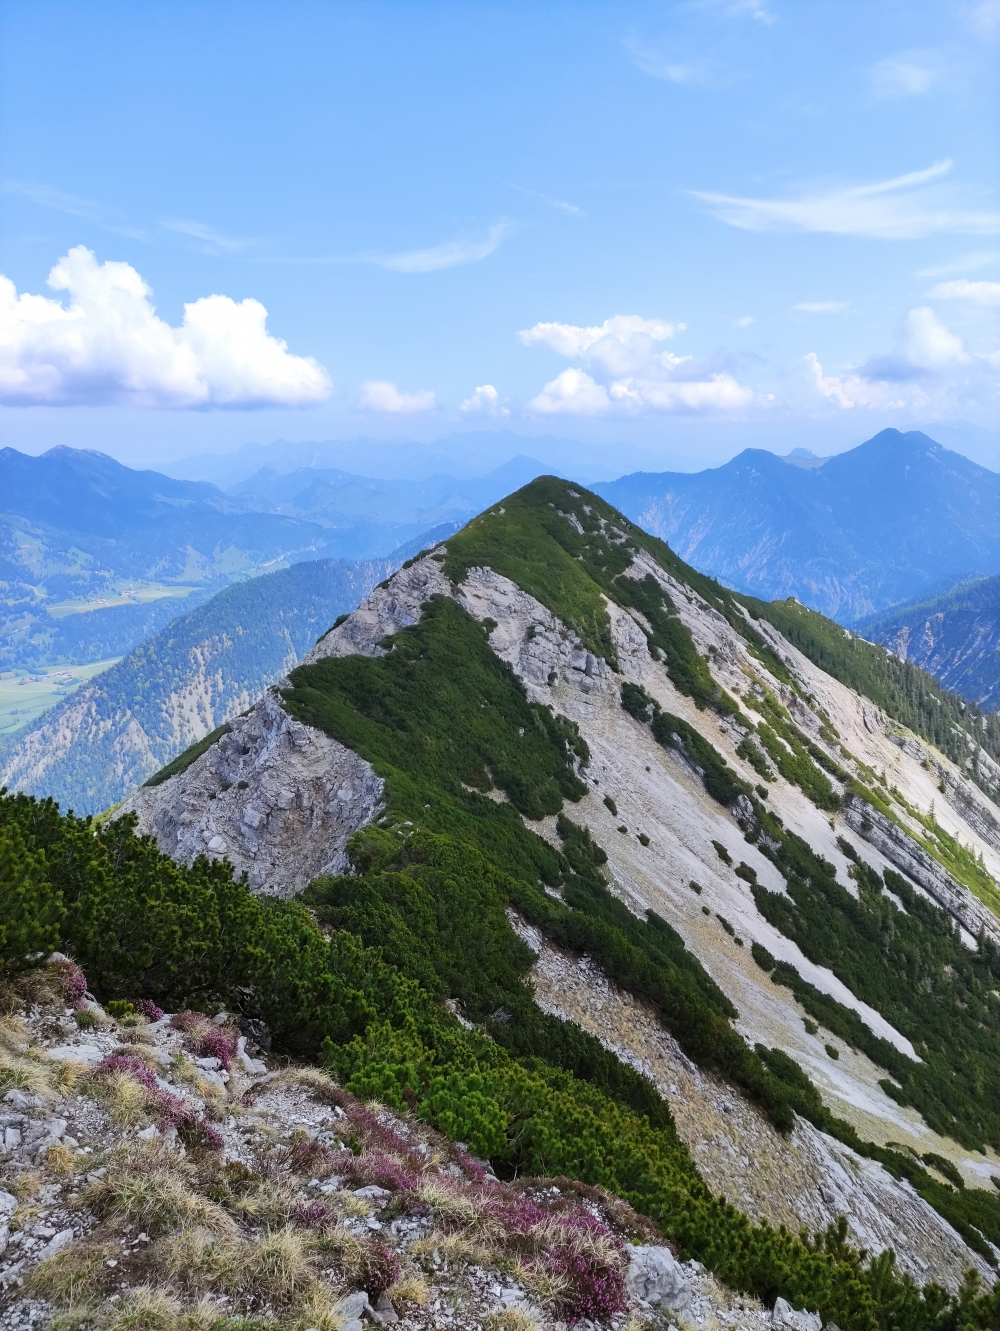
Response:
[460, 384, 509, 416]
[794, 301, 849, 313]
[926, 279, 1000, 307]
[0, 246, 331, 408]
[521, 312, 753, 417]
[804, 306, 996, 413]
[358, 380, 437, 414]
[691, 161, 1000, 240]
[527, 369, 614, 416]
[519, 315, 683, 376]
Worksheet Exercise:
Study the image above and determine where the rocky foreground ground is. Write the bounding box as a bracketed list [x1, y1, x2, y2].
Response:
[0, 960, 835, 1331]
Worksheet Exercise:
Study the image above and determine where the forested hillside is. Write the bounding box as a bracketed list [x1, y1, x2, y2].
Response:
[0, 557, 392, 813]
[859, 576, 1000, 712]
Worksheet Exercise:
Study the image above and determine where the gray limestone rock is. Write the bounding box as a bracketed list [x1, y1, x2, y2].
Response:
[626, 1244, 691, 1316]
[771, 1296, 822, 1331]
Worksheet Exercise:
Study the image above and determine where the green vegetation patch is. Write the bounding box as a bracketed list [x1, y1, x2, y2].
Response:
[749, 812, 1000, 1159]
[444, 476, 785, 712]
[283, 596, 808, 1131]
[144, 723, 232, 787]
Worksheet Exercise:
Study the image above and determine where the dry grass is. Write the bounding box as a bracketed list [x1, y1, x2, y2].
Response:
[412, 1229, 494, 1266]
[416, 1180, 480, 1229]
[288, 1282, 349, 1331]
[27, 1238, 122, 1303]
[4, 1167, 40, 1201]
[90, 1070, 157, 1125]
[270, 1066, 344, 1105]
[42, 1143, 76, 1174]
[0, 964, 66, 1016]
[334, 1189, 371, 1219]
[84, 1142, 236, 1239]
[149, 1225, 237, 1294]
[513, 1260, 571, 1307]
[223, 1226, 316, 1304]
[531, 1215, 623, 1270]
[388, 1273, 431, 1306]
[226, 1177, 299, 1227]
[0, 1015, 68, 1100]
[170, 1053, 224, 1102]
[483, 1311, 539, 1331]
[94, 1284, 182, 1331]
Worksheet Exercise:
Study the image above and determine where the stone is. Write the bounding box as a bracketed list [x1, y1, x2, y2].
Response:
[46, 1043, 105, 1065]
[374, 1290, 399, 1323]
[137, 1125, 159, 1140]
[38, 1228, 74, 1261]
[771, 1296, 822, 1331]
[0, 1223, 8, 1256]
[3, 1091, 33, 1111]
[338, 1291, 374, 1325]
[0, 1190, 17, 1216]
[626, 1245, 691, 1317]
[353, 1184, 392, 1200]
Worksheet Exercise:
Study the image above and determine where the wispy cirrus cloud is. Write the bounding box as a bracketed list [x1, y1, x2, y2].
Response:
[917, 251, 999, 278]
[373, 222, 512, 273]
[159, 219, 259, 255]
[870, 53, 939, 99]
[690, 161, 1000, 239]
[506, 184, 583, 217]
[794, 301, 849, 313]
[967, 0, 1000, 40]
[624, 37, 718, 85]
[3, 179, 148, 240]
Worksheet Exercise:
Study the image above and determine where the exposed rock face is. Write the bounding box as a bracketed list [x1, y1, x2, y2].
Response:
[771, 1296, 822, 1331]
[626, 1245, 691, 1317]
[841, 792, 1000, 946]
[512, 917, 995, 1293]
[119, 691, 384, 894]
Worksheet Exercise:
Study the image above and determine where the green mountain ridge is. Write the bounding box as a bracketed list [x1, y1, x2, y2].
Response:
[11, 476, 1000, 1329]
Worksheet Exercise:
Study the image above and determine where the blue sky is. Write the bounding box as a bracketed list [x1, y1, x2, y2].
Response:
[1, 0, 998, 472]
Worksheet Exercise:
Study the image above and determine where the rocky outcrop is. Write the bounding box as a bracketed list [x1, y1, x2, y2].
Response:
[841, 792, 1000, 946]
[119, 691, 384, 895]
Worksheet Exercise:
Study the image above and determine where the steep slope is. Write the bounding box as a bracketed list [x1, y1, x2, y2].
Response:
[114, 478, 1000, 1321]
[594, 429, 1000, 622]
[859, 576, 1000, 711]
[0, 558, 392, 814]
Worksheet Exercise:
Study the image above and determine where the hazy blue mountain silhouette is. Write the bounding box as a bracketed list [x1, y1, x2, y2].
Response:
[595, 429, 1000, 623]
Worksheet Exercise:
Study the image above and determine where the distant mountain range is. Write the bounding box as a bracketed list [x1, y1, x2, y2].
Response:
[0, 556, 396, 814]
[158, 430, 654, 488]
[595, 429, 1000, 623]
[860, 575, 1000, 711]
[0, 445, 545, 670]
